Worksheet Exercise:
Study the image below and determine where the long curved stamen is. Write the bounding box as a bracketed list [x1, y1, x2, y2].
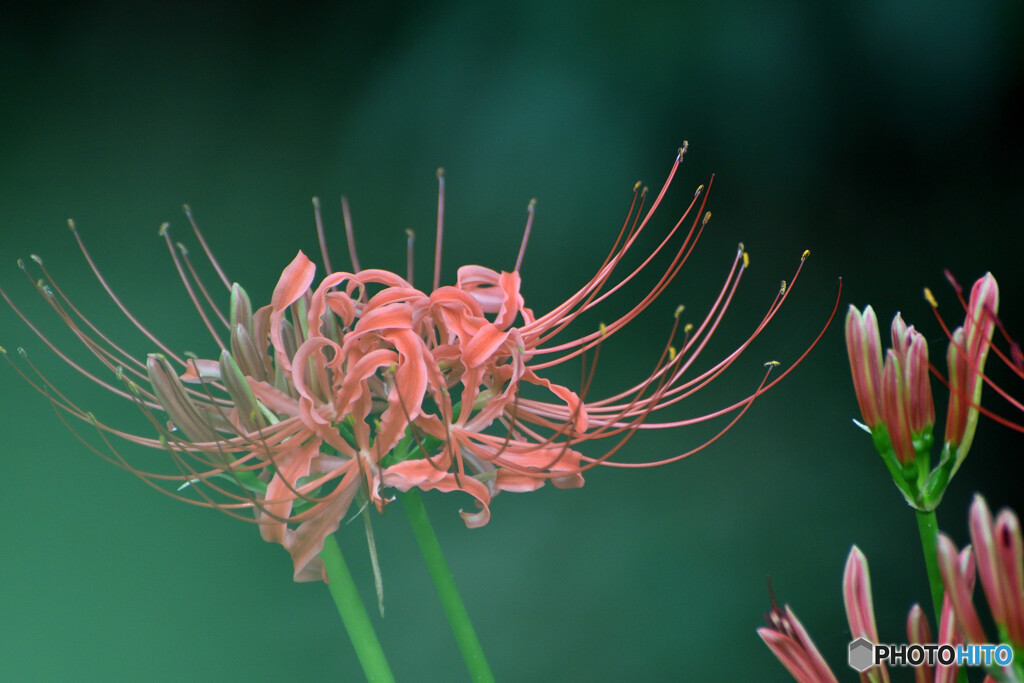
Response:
[528, 177, 712, 364]
[183, 204, 233, 291]
[526, 147, 695, 341]
[514, 199, 536, 273]
[173, 242, 231, 331]
[433, 167, 445, 290]
[68, 220, 189, 368]
[406, 229, 415, 286]
[0, 286, 160, 408]
[341, 195, 361, 273]
[160, 225, 226, 349]
[313, 196, 334, 276]
[22, 255, 147, 374]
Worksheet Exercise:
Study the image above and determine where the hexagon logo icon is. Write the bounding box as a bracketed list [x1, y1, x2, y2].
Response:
[848, 637, 874, 672]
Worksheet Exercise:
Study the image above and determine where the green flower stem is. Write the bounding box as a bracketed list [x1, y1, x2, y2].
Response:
[399, 489, 495, 682]
[320, 534, 395, 682]
[915, 509, 945, 626]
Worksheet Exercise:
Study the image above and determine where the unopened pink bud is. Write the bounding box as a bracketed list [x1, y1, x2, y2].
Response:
[846, 305, 884, 429]
[882, 350, 916, 465]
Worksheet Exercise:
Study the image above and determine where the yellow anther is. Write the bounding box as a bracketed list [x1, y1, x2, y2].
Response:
[633, 180, 642, 192]
[598, 322, 607, 336]
[668, 346, 677, 361]
[0, 345, 6, 354]
[801, 249, 810, 261]
[780, 280, 787, 295]
[674, 304, 685, 319]
[176, 242, 188, 256]
[702, 211, 711, 226]
[641, 185, 649, 196]
[924, 288, 938, 308]
[695, 184, 704, 196]
[743, 252, 750, 268]
[684, 323, 693, 334]
[30, 254, 43, 265]
[764, 360, 781, 368]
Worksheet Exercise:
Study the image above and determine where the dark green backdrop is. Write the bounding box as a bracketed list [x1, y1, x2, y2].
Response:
[2, 2, 1021, 680]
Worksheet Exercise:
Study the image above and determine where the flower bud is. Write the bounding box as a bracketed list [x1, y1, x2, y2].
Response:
[845, 305, 884, 429]
[880, 316, 935, 465]
[947, 273, 999, 457]
[968, 495, 1024, 646]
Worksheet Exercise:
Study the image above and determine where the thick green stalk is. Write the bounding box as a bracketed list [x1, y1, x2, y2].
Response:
[915, 509, 945, 627]
[399, 489, 495, 682]
[320, 534, 395, 682]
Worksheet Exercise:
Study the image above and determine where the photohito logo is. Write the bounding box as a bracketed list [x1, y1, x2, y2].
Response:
[848, 638, 1014, 671]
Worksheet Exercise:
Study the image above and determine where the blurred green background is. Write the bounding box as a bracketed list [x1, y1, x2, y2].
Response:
[2, 2, 1022, 680]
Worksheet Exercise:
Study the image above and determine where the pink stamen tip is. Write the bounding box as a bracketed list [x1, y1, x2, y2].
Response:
[944, 268, 963, 295]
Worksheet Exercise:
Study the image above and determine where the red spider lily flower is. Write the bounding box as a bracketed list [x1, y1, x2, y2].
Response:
[762, 546, 969, 683]
[928, 271, 1022, 449]
[1, 147, 838, 581]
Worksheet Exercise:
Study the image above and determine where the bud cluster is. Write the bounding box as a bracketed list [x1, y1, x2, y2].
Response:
[844, 273, 999, 510]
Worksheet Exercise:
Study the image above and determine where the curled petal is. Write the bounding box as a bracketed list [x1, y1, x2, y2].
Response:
[270, 251, 316, 374]
[180, 358, 221, 383]
[287, 468, 361, 582]
[462, 322, 510, 368]
[383, 457, 494, 528]
[258, 437, 321, 547]
[523, 368, 588, 432]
